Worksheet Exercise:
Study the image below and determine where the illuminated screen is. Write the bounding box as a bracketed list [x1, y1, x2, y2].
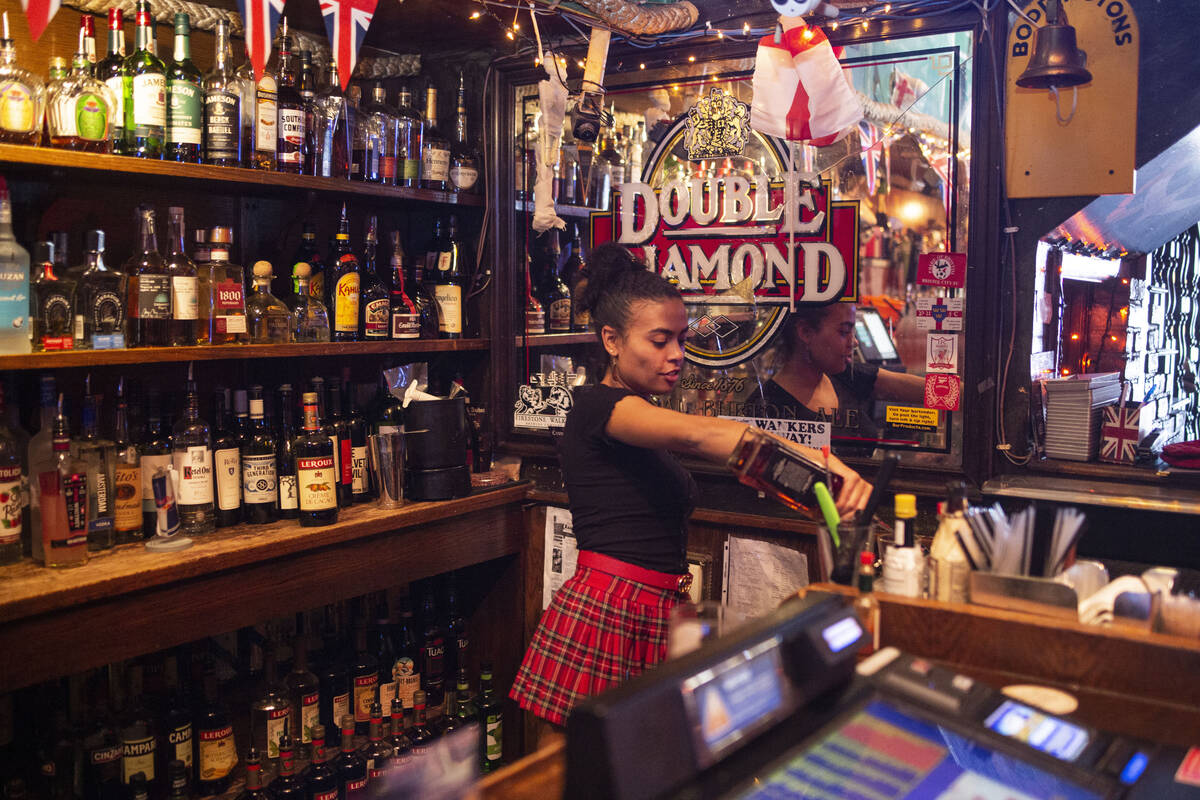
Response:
[862, 310, 899, 361]
[984, 700, 1090, 762]
[735, 700, 1102, 800]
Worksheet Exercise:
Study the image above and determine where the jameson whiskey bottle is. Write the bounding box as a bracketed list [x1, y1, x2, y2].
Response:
[327, 204, 360, 342]
[165, 14, 201, 162]
[97, 9, 127, 153]
[202, 19, 241, 166]
[122, 0, 166, 158]
[295, 392, 337, 527]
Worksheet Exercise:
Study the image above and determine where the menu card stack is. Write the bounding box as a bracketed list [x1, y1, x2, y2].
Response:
[1042, 373, 1122, 461]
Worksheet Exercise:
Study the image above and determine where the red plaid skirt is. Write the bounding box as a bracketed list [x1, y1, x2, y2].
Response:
[509, 559, 682, 726]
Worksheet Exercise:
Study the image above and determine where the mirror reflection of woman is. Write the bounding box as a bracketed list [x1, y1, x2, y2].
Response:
[758, 303, 925, 447]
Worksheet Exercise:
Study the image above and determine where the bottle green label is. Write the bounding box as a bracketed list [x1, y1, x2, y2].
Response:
[167, 79, 202, 144]
[75, 93, 109, 141]
[403, 158, 420, 181]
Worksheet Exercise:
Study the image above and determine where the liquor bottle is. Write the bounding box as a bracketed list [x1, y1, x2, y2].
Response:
[248, 261, 292, 343]
[561, 224, 589, 331]
[524, 256, 544, 335]
[347, 85, 365, 180]
[351, 86, 385, 183]
[291, 263, 331, 342]
[164, 14, 201, 161]
[454, 669, 477, 727]
[251, 644, 290, 763]
[726, 427, 843, 516]
[538, 233, 571, 333]
[251, 22, 280, 171]
[45, 57, 69, 148]
[138, 390, 171, 538]
[388, 233, 419, 340]
[304, 726, 338, 800]
[478, 662, 501, 772]
[0, 383, 23, 565]
[78, 230, 128, 349]
[324, 378, 351, 508]
[237, 748, 268, 800]
[122, 0, 166, 158]
[275, 31, 304, 174]
[393, 596, 421, 710]
[195, 669, 236, 795]
[328, 204, 361, 341]
[363, 703, 392, 785]
[81, 667, 123, 800]
[80, 14, 97, 68]
[171, 371, 216, 535]
[203, 19, 241, 166]
[74, 376, 116, 550]
[164, 207, 200, 346]
[436, 684, 459, 736]
[159, 659, 194, 781]
[359, 217, 388, 341]
[201, 226, 248, 344]
[0, 12, 47, 145]
[407, 691, 437, 758]
[270, 736, 305, 800]
[241, 387, 278, 524]
[385, 698, 411, 765]
[28, 376, 56, 563]
[314, 63, 349, 179]
[126, 207, 170, 347]
[210, 390, 241, 528]
[419, 585, 445, 709]
[444, 574, 469, 680]
[394, 85, 423, 189]
[0, 377, 29, 560]
[364, 85, 397, 184]
[47, 41, 115, 152]
[275, 384, 299, 519]
[32, 241, 78, 351]
[96, 9, 127, 154]
[286, 618, 320, 758]
[316, 605, 350, 741]
[311, 377, 346, 509]
[0, 180, 27, 355]
[110, 378, 142, 544]
[120, 664, 158, 791]
[419, 85, 450, 190]
[342, 378, 369, 503]
[43, 395, 89, 568]
[369, 595, 396, 706]
[295, 391, 338, 527]
[855, 550, 879, 655]
[350, 613, 378, 734]
[449, 72, 480, 193]
[430, 215, 466, 339]
[296, 51, 317, 175]
[290, 223, 322, 302]
[165, 760, 189, 800]
[333, 715, 367, 800]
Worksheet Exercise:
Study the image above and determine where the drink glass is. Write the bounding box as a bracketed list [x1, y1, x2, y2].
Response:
[368, 432, 405, 508]
[667, 601, 745, 659]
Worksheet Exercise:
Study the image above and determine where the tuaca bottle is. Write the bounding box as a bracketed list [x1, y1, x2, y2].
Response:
[122, 0, 166, 158]
[359, 216, 388, 341]
[164, 207, 200, 346]
[165, 14, 201, 162]
[96, 9, 127, 154]
[0, 11, 47, 146]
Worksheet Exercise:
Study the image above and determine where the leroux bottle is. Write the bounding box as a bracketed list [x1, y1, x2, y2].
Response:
[45, 394, 89, 568]
[164, 207, 199, 345]
[171, 369, 216, 535]
[363, 702, 392, 785]
[269, 735, 304, 800]
[420, 84, 450, 190]
[386, 698, 412, 765]
[275, 384, 298, 519]
[73, 375, 116, 551]
[78, 230, 128, 349]
[408, 691, 437, 757]
[332, 714, 367, 800]
[241, 387, 277, 525]
[236, 747, 267, 800]
[304, 725, 338, 800]
[449, 72, 480, 193]
[200, 227, 248, 344]
[274, 28, 304, 174]
[96, 9, 127, 154]
[0, 178, 30, 354]
[47, 38, 115, 152]
[195, 670, 236, 796]
[289, 263, 330, 342]
[202, 19, 241, 166]
[284, 617, 319, 758]
[210, 389, 241, 528]
[0, 11, 47, 145]
[250, 644, 290, 763]
[295, 391, 338, 527]
[246, 261, 291, 343]
[328, 204, 360, 342]
[32, 241, 78, 351]
[0, 382, 24, 565]
[165, 13, 202, 163]
[110, 377, 142, 545]
[358, 216, 389, 341]
[122, 0, 166, 158]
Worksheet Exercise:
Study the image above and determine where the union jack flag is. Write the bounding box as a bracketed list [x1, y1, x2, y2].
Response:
[859, 121, 882, 196]
[19, 0, 60, 41]
[321, 0, 379, 90]
[236, 0, 286, 81]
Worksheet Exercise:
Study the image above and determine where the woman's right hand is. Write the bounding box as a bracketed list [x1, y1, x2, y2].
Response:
[828, 454, 871, 519]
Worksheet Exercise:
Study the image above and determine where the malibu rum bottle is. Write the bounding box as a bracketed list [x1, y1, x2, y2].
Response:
[122, 0, 165, 158]
[295, 392, 337, 527]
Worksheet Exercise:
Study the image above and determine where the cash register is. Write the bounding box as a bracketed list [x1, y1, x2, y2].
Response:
[565, 595, 1200, 800]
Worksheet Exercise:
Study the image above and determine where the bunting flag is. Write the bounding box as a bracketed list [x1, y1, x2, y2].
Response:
[320, 0, 379, 90]
[800, 142, 815, 174]
[882, 131, 892, 195]
[929, 150, 953, 217]
[236, 0, 286, 81]
[859, 120, 881, 196]
[19, 0, 61, 41]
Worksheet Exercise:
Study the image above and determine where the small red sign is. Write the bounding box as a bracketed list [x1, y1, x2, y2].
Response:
[924, 374, 961, 411]
[1176, 747, 1200, 787]
[917, 252, 967, 288]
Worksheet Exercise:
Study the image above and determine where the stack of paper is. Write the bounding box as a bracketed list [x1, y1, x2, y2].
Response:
[1043, 373, 1121, 461]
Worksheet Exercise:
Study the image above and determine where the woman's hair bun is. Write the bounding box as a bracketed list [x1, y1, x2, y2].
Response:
[578, 242, 643, 314]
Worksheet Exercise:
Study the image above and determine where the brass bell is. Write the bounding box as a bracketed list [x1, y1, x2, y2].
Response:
[1016, 0, 1093, 89]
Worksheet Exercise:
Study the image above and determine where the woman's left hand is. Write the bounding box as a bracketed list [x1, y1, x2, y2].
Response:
[828, 455, 871, 519]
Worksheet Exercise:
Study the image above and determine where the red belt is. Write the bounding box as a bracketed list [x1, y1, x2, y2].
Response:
[577, 550, 693, 595]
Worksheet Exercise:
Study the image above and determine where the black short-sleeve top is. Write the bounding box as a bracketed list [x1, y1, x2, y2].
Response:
[558, 384, 698, 574]
[756, 363, 881, 442]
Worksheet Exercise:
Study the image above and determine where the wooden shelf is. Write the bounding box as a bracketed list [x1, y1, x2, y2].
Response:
[983, 468, 1200, 515]
[515, 200, 602, 219]
[0, 143, 484, 206]
[0, 338, 490, 370]
[514, 332, 594, 347]
[0, 482, 529, 690]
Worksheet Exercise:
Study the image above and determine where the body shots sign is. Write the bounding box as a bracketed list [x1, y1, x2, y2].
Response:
[592, 118, 858, 368]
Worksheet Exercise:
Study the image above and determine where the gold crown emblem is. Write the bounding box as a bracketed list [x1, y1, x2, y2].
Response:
[684, 87, 750, 161]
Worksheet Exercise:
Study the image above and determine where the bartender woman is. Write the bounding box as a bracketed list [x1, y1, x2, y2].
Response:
[510, 243, 872, 739]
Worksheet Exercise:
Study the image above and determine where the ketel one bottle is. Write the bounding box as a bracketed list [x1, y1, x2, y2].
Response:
[295, 392, 338, 527]
[171, 369, 215, 535]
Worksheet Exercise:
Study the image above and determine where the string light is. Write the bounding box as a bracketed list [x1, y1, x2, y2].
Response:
[717, 30, 724, 39]
[802, 28, 815, 41]
[688, 55, 696, 62]
[1070, 333, 1080, 340]
[830, 21, 838, 30]
[639, 62, 646, 69]
[743, 22, 750, 33]
[884, 3, 892, 10]
[577, 59, 585, 68]
[862, 19, 869, 29]
[506, 29, 514, 39]
[470, 10, 481, 19]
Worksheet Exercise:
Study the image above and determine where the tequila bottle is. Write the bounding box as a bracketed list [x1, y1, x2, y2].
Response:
[47, 44, 115, 152]
[200, 227, 247, 344]
[77, 229, 128, 350]
[164, 207, 199, 346]
[72, 375, 115, 551]
[0, 12, 47, 145]
[246, 261, 291, 343]
[164, 13, 202, 163]
[171, 370, 216, 535]
[32, 241, 78, 351]
[122, 0, 166, 158]
[290, 263, 329, 342]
